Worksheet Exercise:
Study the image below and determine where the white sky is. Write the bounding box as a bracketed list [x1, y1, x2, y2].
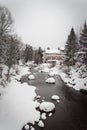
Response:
[0, 0, 87, 49]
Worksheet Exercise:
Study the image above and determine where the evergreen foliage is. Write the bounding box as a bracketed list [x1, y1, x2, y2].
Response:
[34, 47, 43, 64]
[64, 28, 78, 66]
[78, 22, 87, 69]
[38, 47, 43, 63]
[23, 45, 33, 63]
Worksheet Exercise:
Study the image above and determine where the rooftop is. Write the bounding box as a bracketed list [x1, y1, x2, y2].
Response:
[45, 49, 60, 54]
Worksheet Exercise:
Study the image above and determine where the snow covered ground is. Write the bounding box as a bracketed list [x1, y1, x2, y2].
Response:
[15, 65, 31, 80]
[36, 62, 87, 91]
[0, 63, 57, 130]
[34, 63, 51, 73]
[58, 67, 87, 91]
[0, 64, 40, 130]
[0, 61, 87, 130]
[0, 79, 40, 130]
[52, 66, 87, 91]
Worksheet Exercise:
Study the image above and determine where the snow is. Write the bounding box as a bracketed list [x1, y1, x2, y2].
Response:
[49, 113, 52, 117]
[49, 70, 59, 76]
[34, 101, 40, 109]
[60, 46, 65, 51]
[43, 62, 87, 91]
[77, 51, 86, 54]
[39, 101, 55, 112]
[0, 65, 8, 84]
[24, 124, 30, 130]
[45, 77, 55, 84]
[59, 67, 87, 91]
[41, 67, 50, 73]
[48, 65, 60, 76]
[1, 61, 87, 130]
[41, 113, 46, 120]
[51, 95, 60, 100]
[34, 63, 50, 73]
[15, 65, 31, 80]
[38, 120, 44, 128]
[40, 63, 87, 91]
[25, 61, 34, 67]
[57, 100, 60, 103]
[28, 74, 35, 80]
[0, 63, 60, 130]
[31, 126, 35, 130]
[45, 49, 60, 54]
[48, 71, 55, 77]
[0, 80, 40, 130]
[36, 95, 41, 99]
[18, 66, 30, 76]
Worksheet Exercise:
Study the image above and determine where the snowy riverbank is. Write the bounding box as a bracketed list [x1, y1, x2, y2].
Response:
[0, 63, 56, 130]
[35, 63, 87, 91]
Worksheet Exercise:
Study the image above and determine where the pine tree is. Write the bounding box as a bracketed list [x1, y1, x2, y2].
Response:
[38, 47, 43, 64]
[64, 28, 78, 66]
[28, 46, 33, 61]
[23, 45, 33, 63]
[78, 22, 87, 67]
[34, 47, 43, 64]
[34, 50, 39, 64]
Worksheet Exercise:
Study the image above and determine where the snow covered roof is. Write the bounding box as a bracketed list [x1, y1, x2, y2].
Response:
[60, 46, 65, 51]
[45, 49, 60, 54]
[77, 51, 86, 54]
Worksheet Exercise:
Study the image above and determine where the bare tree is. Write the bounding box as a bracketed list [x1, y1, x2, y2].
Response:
[0, 5, 14, 78]
[6, 35, 21, 80]
[0, 5, 13, 36]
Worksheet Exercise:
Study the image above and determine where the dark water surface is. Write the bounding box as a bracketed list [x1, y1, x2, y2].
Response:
[21, 69, 87, 130]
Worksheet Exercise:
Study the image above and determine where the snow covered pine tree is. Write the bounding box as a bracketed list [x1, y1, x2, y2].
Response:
[78, 22, 87, 71]
[64, 28, 78, 67]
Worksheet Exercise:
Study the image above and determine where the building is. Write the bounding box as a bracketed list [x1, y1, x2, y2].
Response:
[43, 48, 65, 66]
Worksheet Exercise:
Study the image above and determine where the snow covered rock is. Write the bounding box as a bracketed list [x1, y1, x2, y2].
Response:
[36, 95, 41, 99]
[57, 100, 60, 103]
[48, 71, 55, 77]
[38, 120, 44, 128]
[45, 77, 55, 84]
[51, 95, 60, 100]
[28, 74, 35, 80]
[49, 113, 52, 117]
[39, 101, 55, 112]
[41, 67, 49, 73]
[41, 113, 46, 120]
[31, 126, 35, 130]
[24, 124, 29, 130]
[34, 101, 40, 109]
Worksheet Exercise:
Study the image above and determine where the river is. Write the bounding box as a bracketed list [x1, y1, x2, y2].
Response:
[21, 69, 87, 130]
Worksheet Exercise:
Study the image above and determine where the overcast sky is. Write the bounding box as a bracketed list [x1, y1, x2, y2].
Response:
[0, 0, 87, 49]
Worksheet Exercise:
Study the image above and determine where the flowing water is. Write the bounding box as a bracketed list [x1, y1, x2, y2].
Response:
[21, 69, 87, 130]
